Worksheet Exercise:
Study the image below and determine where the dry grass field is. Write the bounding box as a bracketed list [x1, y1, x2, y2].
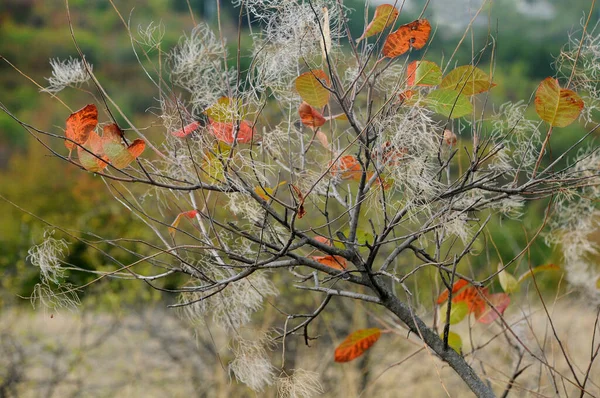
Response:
[1, 296, 598, 397]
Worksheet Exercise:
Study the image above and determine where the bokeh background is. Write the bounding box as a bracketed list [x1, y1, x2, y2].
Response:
[0, 1, 598, 396]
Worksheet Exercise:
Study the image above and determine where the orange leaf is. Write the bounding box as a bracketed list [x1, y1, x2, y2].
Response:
[127, 139, 146, 158]
[314, 236, 333, 246]
[65, 104, 98, 151]
[383, 19, 431, 58]
[168, 209, 199, 238]
[208, 119, 255, 144]
[172, 121, 201, 138]
[311, 255, 347, 270]
[101, 124, 145, 169]
[329, 155, 362, 180]
[436, 279, 468, 304]
[476, 293, 510, 324]
[374, 141, 407, 166]
[453, 286, 487, 315]
[298, 102, 326, 128]
[357, 4, 399, 42]
[334, 328, 381, 362]
[290, 184, 306, 219]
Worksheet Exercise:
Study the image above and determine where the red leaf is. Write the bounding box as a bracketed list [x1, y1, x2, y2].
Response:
[453, 286, 487, 316]
[208, 119, 255, 144]
[168, 209, 198, 237]
[314, 236, 333, 246]
[329, 155, 362, 180]
[65, 104, 98, 151]
[311, 255, 347, 270]
[298, 102, 326, 128]
[383, 19, 431, 58]
[476, 293, 510, 324]
[436, 279, 469, 304]
[374, 141, 407, 166]
[291, 184, 306, 219]
[334, 328, 381, 362]
[172, 121, 201, 138]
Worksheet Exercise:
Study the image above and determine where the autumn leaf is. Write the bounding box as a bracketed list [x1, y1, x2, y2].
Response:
[476, 293, 510, 324]
[424, 89, 473, 118]
[357, 4, 399, 42]
[334, 328, 381, 362]
[498, 263, 520, 294]
[443, 129, 458, 146]
[77, 131, 108, 172]
[535, 78, 584, 127]
[440, 65, 496, 96]
[374, 141, 407, 166]
[436, 279, 469, 304]
[205, 96, 245, 122]
[295, 70, 330, 108]
[439, 300, 469, 325]
[102, 124, 146, 169]
[311, 255, 347, 271]
[255, 181, 287, 201]
[407, 60, 442, 86]
[290, 184, 306, 218]
[314, 236, 333, 246]
[65, 104, 98, 152]
[453, 286, 487, 316]
[382, 19, 431, 58]
[298, 102, 326, 128]
[208, 119, 255, 144]
[171, 121, 201, 138]
[168, 210, 199, 238]
[517, 263, 560, 283]
[329, 155, 362, 180]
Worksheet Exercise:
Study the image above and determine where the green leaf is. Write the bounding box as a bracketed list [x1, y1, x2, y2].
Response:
[341, 227, 374, 245]
[357, 4, 399, 42]
[295, 70, 330, 108]
[440, 300, 469, 325]
[424, 89, 473, 118]
[440, 65, 496, 96]
[407, 60, 442, 86]
[498, 264, 520, 294]
[443, 331, 463, 352]
[535, 77, 584, 127]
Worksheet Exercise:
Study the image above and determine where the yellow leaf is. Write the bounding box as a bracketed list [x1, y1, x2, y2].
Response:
[295, 70, 330, 108]
[498, 263, 520, 294]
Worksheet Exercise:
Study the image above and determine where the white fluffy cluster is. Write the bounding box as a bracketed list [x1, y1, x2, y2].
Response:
[489, 100, 542, 177]
[546, 150, 600, 303]
[277, 369, 324, 398]
[248, 0, 343, 103]
[229, 335, 276, 391]
[555, 20, 600, 123]
[384, 106, 442, 203]
[27, 231, 68, 285]
[42, 57, 91, 93]
[180, 271, 278, 331]
[170, 23, 236, 115]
